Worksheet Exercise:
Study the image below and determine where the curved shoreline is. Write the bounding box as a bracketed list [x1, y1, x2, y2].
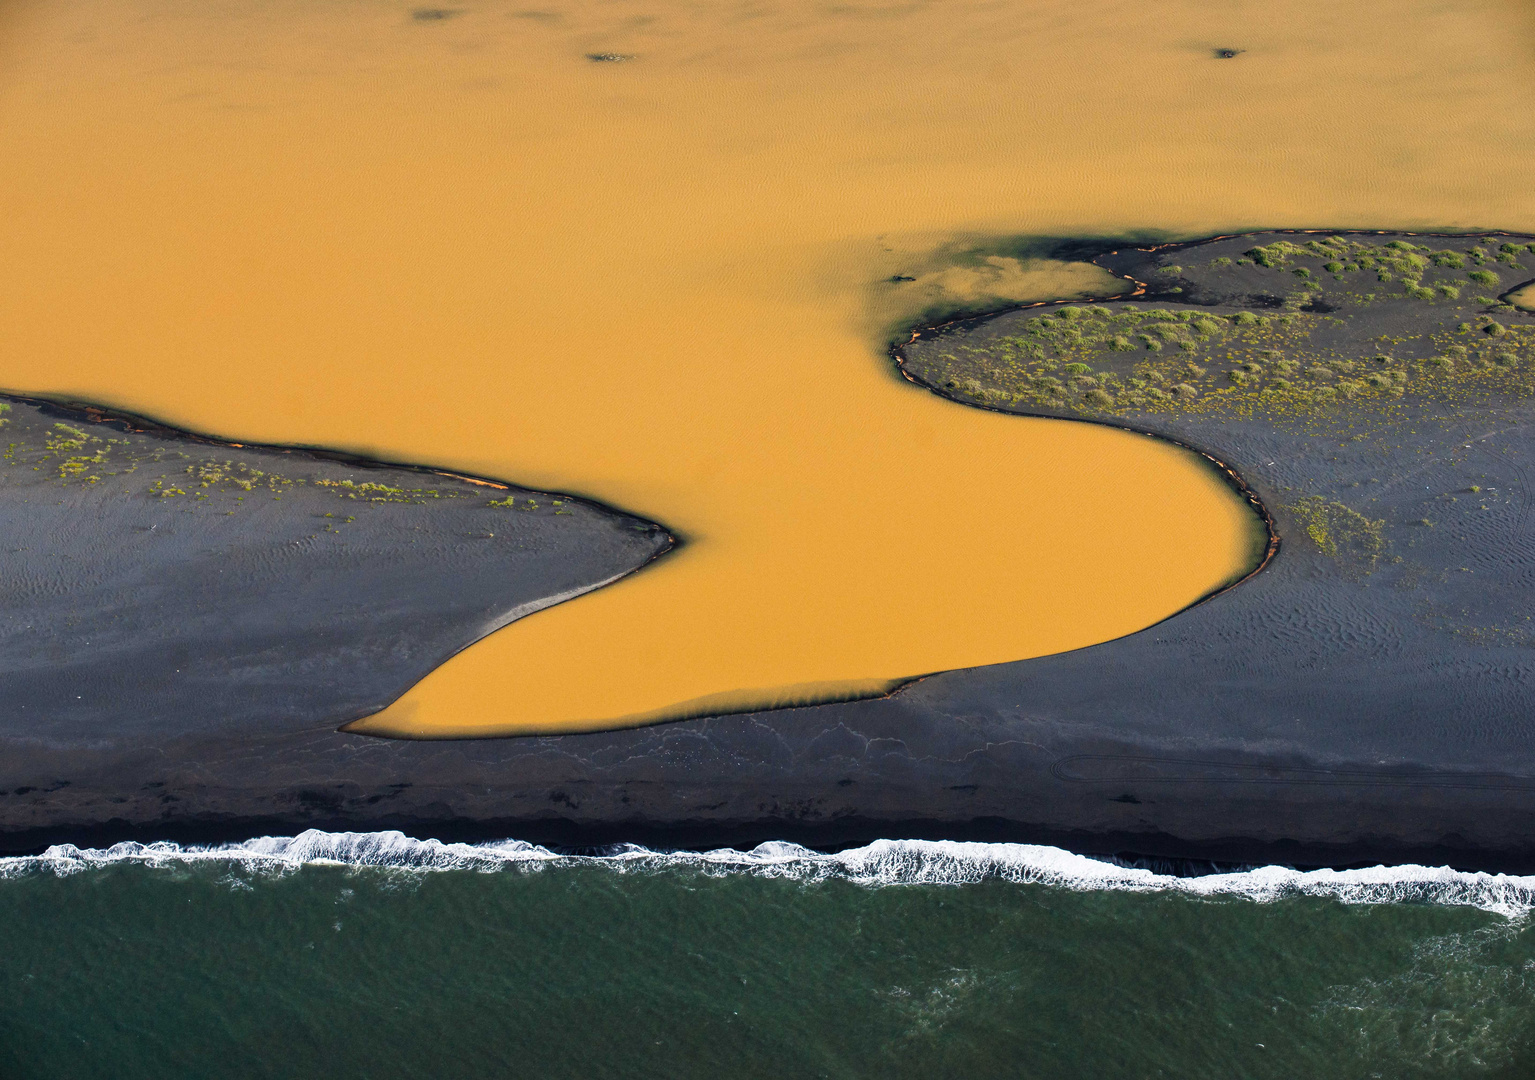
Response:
[0, 392, 674, 747]
[0, 389, 689, 739]
[890, 301, 1280, 625]
[0, 389, 682, 547]
[12, 228, 1535, 874]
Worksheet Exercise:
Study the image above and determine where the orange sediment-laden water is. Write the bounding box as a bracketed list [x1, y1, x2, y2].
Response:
[2, 0, 1534, 735]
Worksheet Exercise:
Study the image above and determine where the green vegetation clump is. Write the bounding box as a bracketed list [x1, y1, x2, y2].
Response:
[1235, 236, 1501, 305]
[904, 234, 1535, 427]
[315, 478, 453, 503]
[907, 238, 1535, 423]
[0, 406, 491, 511]
[489, 495, 542, 511]
[45, 423, 88, 453]
[1468, 269, 1501, 286]
[186, 460, 296, 493]
[1288, 496, 1386, 565]
[41, 423, 112, 483]
[1247, 241, 1310, 267]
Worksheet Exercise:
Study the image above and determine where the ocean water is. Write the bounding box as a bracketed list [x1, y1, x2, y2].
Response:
[4, 834, 1535, 1078]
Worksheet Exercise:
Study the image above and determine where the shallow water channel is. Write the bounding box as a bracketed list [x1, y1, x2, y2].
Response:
[2, 0, 1531, 734]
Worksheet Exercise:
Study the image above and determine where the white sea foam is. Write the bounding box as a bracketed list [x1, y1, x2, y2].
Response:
[4, 831, 1535, 916]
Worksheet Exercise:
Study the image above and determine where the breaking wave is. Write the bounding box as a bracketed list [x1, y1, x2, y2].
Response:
[5, 831, 1535, 916]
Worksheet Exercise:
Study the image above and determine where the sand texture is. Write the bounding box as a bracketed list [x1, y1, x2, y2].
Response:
[11, 232, 1535, 869]
[897, 229, 1535, 786]
[0, 398, 671, 745]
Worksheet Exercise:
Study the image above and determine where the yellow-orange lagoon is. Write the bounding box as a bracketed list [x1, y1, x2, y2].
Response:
[3, 0, 1534, 735]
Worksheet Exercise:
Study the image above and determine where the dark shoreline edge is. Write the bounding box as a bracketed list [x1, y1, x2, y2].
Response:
[10, 391, 927, 743]
[0, 389, 684, 547]
[881, 228, 1535, 873]
[0, 389, 685, 736]
[13, 228, 1535, 876]
[888, 268, 1282, 620]
[361, 675, 931, 741]
[0, 391, 675, 763]
[889, 227, 1535, 336]
[8, 391, 931, 743]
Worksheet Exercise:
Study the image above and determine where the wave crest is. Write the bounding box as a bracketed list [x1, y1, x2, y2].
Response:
[6, 832, 1535, 916]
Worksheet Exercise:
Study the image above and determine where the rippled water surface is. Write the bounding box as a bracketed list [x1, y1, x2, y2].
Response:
[5, 834, 1535, 1077]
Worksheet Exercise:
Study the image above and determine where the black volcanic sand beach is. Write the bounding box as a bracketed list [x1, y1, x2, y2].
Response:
[12, 232, 1535, 870]
[0, 399, 668, 807]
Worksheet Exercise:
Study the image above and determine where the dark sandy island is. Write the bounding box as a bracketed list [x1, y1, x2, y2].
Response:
[11, 232, 1535, 871]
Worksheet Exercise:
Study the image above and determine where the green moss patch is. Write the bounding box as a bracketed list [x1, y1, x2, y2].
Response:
[905, 234, 1535, 424]
[1287, 496, 1387, 565]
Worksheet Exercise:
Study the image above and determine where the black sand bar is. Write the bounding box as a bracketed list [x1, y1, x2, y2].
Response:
[0, 398, 670, 745]
[11, 232, 1535, 872]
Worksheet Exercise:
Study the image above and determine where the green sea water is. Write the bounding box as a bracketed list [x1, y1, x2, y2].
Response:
[3, 835, 1534, 1079]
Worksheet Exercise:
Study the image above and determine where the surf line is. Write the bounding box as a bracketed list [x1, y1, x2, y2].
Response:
[12, 832, 1535, 916]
